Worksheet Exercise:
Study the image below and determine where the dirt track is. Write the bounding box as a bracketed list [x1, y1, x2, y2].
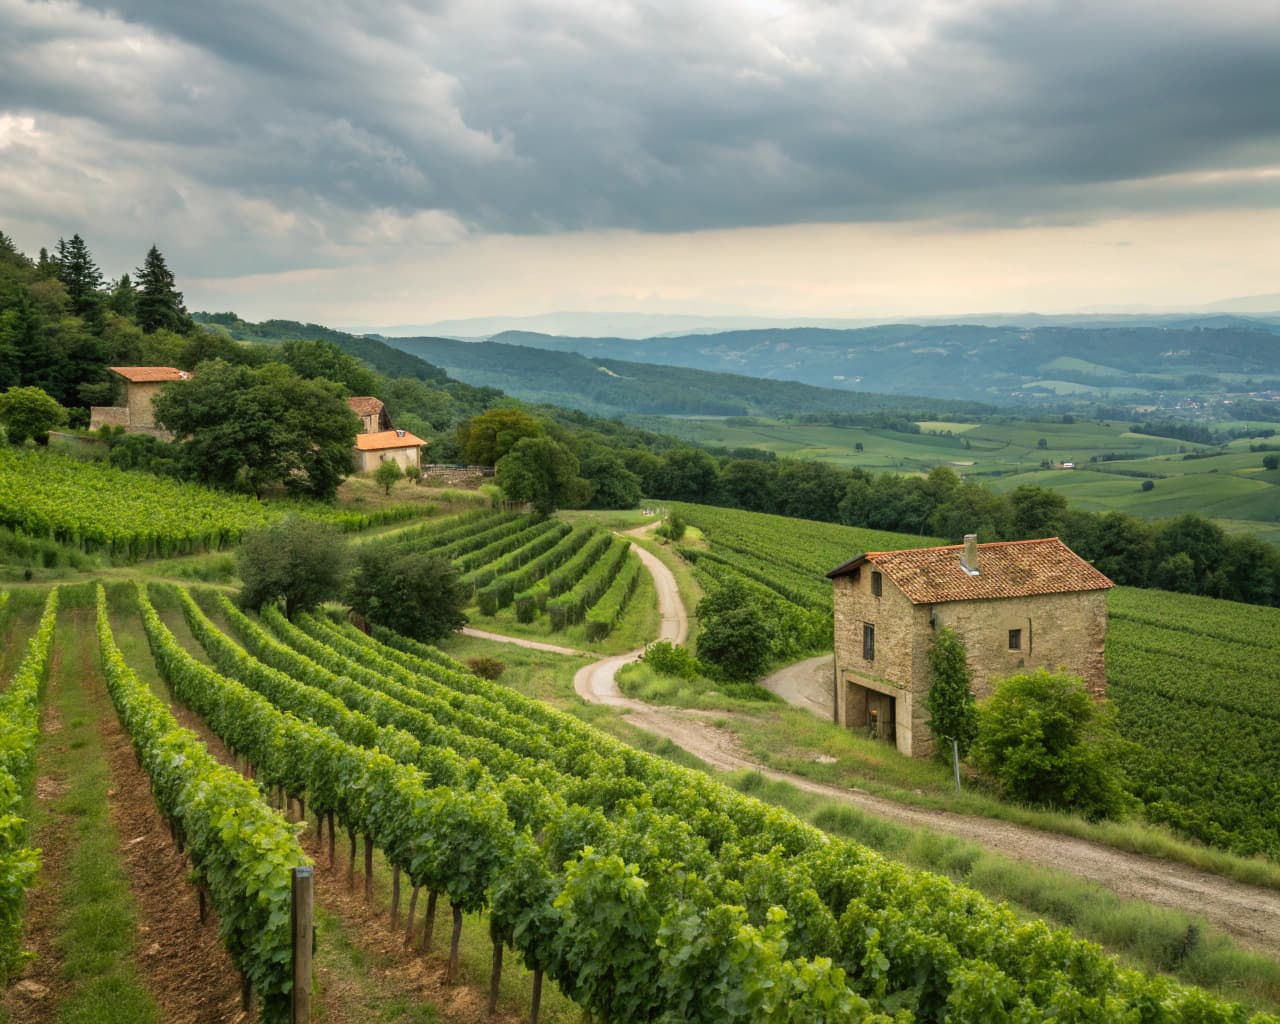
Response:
[475, 529, 1280, 956]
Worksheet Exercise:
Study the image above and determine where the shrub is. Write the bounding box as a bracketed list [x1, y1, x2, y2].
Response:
[1264, 453, 1279, 471]
[972, 670, 1126, 820]
[656, 512, 687, 542]
[695, 577, 772, 682]
[641, 641, 701, 680]
[1140, 479, 1155, 492]
[465, 656, 506, 680]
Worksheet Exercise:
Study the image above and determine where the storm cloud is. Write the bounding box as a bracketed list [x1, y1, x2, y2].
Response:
[1, 0, 1278, 287]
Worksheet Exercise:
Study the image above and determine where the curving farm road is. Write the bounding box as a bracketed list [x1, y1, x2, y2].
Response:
[479, 529, 1280, 955]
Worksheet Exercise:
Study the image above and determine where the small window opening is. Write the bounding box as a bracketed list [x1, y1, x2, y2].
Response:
[851, 567, 861, 583]
[862, 623, 875, 661]
[871, 570, 882, 597]
[1008, 628, 1022, 651]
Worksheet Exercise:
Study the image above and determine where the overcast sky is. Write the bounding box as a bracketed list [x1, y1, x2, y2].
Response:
[2, 0, 1279, 327]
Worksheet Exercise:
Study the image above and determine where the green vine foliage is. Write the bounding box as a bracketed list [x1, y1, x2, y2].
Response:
[96, 585, 307, 1021]
[130, 582, 1277, 1024]
[0, 588, 57, 983]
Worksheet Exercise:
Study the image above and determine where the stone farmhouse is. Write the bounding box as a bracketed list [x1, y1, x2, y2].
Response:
[88, 365, 192, 438]
[345, 395, 425, 472]
[347, 396, 390, 434]
[827, 535, 1113, 758]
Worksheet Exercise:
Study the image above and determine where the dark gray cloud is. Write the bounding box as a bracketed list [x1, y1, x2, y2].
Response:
[1, 0, 1278, 277]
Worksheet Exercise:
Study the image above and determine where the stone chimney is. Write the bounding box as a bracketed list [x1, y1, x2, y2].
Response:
[961, 534, 979, 576]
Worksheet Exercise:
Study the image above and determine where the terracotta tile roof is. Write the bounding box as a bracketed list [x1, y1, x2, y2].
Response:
[108, 365, 191, 383]
[347, 396, 385, 416]
[354, 429, 426, 451]
[827, 537, 1113, 604]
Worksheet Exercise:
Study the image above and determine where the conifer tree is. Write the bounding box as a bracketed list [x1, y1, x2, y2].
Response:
[134, 244, 190, 333]
[109, 273, 138, 318]
[55, 234, 104, 319]
[35, 247, 58, 279]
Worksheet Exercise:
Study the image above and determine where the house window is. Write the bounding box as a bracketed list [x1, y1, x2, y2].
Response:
[851, 567, 861, 583]
[871, 571, 882, 597]
[1008, 628, 1022, 651]
[862, 623, 875, 661]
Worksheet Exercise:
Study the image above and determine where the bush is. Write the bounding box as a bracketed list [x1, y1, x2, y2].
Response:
[972, 670, 1126, 820]
[1264, 453, 1279, 471]
[465, 656, 506, 680]
[1140, 479, 1155, 492]
[641, 641, 701, 680]
[656, 512, 686, 542]
[695, 577, 772, 682]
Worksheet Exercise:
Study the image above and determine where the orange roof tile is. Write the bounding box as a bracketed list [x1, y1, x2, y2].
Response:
[347, 396, 385, 416]
[827, 537, 1113, 604]
[354, 429, 426, 451]
[108, 365, 191, 383]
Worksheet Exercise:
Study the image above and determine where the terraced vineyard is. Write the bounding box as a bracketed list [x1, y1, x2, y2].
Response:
[370, 510, 643, 640]
[671, 502, 1280, 861]
[96, 580, 1271, 1023]
[0, 447, 420, 560]
[1106, 588, 1280, 859]
[673, 503, 943, 659]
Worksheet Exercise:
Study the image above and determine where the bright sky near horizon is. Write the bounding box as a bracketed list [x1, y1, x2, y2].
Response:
[2, 0, 1278, 326]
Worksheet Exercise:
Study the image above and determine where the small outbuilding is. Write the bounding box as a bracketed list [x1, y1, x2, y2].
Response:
[827, 535, 1113, 758]
[89, 365, 192, 436]
[347, 396, 389, 434]
[353, 428, 426, 473]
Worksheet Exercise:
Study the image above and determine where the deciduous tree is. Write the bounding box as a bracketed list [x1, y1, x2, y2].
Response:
[496, 435, 583, 515]
[347, 545, 468, 643]
[237, 516, 347, 619]
[0, 385, 68, 443]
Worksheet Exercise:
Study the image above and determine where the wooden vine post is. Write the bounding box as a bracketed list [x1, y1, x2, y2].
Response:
[292, 866, 314, 1024]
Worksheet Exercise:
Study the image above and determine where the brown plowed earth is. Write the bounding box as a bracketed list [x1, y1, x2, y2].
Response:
[95, 675, 248, 1024]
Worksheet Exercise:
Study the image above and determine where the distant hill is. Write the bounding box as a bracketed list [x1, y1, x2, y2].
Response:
[475, 323, 1280, 403]
[382, 336, 994, 418]
[194, 313, 453, 383]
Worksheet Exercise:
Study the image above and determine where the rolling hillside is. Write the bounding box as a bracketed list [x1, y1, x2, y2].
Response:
[473, 323, 1280, 404]
[382, 335, 993, 418]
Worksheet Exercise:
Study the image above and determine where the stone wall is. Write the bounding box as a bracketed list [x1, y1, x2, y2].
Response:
[420, 465, 488, 488]
[927, 589, 1109, 702]
[124, 381, 164, 429]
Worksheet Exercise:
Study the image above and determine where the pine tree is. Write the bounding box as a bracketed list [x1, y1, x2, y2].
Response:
[35, 247, 58, 279]
[109, 273, 138, 318]
[134, 245, 190, 333]
[55, 234, 104, 318]
[0, 231, 30, 270]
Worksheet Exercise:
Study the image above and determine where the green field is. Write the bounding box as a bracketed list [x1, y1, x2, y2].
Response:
[656, 416, 1280, 538]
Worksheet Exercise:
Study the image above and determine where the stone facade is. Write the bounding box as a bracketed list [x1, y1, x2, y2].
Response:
[354, 444, 422, 474]
[830, 538, 1111, 758]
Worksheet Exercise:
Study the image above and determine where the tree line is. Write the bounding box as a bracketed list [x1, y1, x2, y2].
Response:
[621, 447, 1280, 606]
